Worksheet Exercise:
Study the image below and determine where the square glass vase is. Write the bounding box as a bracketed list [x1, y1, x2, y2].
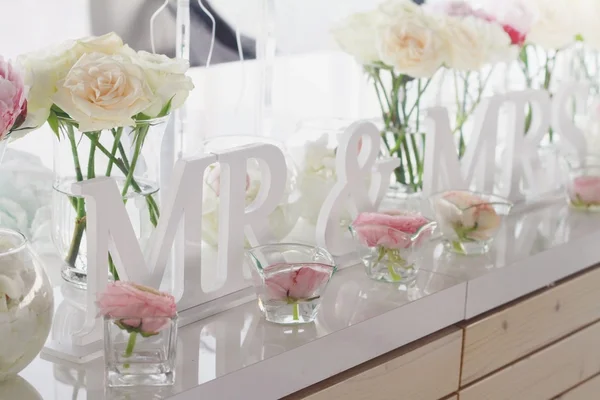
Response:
[104, 315, 177, 387]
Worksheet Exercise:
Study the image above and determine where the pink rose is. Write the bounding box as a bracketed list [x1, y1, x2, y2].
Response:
[0, 57, 27, 140]
[96, 281, 176, 335]
[265, 264, 332, 301]
[571, 176, 600, 205]
[351, 210, 433, 249]
[206, 164, 251, 196]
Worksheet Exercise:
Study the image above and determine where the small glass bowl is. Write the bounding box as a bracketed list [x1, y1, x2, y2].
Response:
[245, 244, 336, 325]
[429, 190, 513, 255]
[563, 154, 600, 212]
[349, 211, 437, 285]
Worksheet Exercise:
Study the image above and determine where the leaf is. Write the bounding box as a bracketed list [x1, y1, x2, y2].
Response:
[157, 96, 174, 118]
[47, 111, 60, 139]
[51, 104, 70, 118]
[135, 112, 153, 121]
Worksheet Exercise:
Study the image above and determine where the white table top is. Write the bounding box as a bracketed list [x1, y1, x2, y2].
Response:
[8, 198, 600, 400]
[3, 52, 600, 399]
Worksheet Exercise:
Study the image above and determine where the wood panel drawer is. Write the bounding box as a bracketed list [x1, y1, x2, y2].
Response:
[461, 266, 600, 385]
[553, 374, 600, 399]
[459, 321, 600, 400]
[295, 328, 462, 400]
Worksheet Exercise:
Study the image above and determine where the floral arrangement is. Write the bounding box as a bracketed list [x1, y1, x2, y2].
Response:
[264, 265, 331, 321]
[568, 176, 600, 209]
[202, 150, 299, 247]
[332, 0, 524, 191]
[97, 281, 176, 365]
[431, 190, 511, 255]
[0, 57, 27, 151]
[17, 32, 194, 281]
[351, 210, 435, 283]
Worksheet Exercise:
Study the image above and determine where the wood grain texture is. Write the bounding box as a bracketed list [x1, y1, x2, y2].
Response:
[298, 329, 462, 400]
[553, 374, 600, 400]
[461, 266, 600, 385]
[459, 321, 600, 400]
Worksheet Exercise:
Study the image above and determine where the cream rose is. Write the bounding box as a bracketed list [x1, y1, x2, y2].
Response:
[441, 15, 515, 71]
[17, 32, 127, 135]
[331, 11, 381, 65]
[376, 7, 447, 78]
[129, 50, 194, 117]
[53, 52, 153, 132]
[526, 0, 578, 50]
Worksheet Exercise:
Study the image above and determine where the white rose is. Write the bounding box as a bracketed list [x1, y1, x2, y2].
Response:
[441, 15, 515, 71]
[17, 32, 127, 135]
[526, 0, 578, 50]
[331, 11, 382, 65]
[376, 8, 447, 77]
[128, 50, 194, 117]
[53, 52, 153, 132]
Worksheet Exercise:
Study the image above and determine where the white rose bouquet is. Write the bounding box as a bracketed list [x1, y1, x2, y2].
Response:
[332, 0, 524, 190]
[18, 33, 194, 282]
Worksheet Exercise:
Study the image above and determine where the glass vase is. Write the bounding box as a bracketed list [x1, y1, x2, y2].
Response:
[0, 228, 54, 381]
[563, 154, 600, 211]
[245, 244, 336, 325]
[52, 117, 168, 287]
[104, 314, 178, 387]
[201, 136, 300, 247]
[349, 211, 436, 285]
[430, 190, 513, 255]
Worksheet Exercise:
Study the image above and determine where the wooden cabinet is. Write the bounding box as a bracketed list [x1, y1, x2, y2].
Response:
[290, 266, 600, 400]
[287, 328, 462, 400]
[554, 374, 600, 399]
[461, 266, 600, 385]
[459, 321, 600, 400]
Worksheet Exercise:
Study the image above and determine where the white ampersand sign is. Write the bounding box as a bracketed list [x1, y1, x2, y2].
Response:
[315, 121, 400, 256]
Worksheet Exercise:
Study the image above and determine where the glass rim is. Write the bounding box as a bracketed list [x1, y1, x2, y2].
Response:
[245, 243, 336, 266]
[350, 219, 437, 239]
[56, 114, 170, 127]
[562, 153, 600, 167]
[0, 228, 27, 258]
[103, 314, 178, 321]
[429, 189, 513, 210]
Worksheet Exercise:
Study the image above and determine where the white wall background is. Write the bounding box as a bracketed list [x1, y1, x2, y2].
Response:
[0, 0, 380, 58]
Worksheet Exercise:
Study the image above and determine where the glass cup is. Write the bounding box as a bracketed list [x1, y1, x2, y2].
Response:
[430, 190, 513, 255]
[245, 244, 336, 325]
[349, 211, 437, 285]
[104, 315, 178, 387]
[563, 154, 600, 211]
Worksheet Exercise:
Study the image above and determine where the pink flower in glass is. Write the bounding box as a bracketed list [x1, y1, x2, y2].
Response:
[265, 265, 330, 301]
[352, 211, 431, 249]
[96, 281, 176, 335]
[573, 176, 600, 204]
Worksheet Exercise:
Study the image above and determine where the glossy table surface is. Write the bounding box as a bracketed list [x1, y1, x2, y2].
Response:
[3, 53, 600, 399]
[8, 198, 600, 400]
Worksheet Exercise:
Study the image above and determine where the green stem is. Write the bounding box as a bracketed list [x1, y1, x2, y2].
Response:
[292, 303, 300, 321]
[123, 332, 137, 369]
[106, 127, 123, 176]
[387, 264, 402, 282]
[109, 255, 120, 281]
[87, 132, 98, 179]
[451, 241, 466, 255]
[83, 131, 160, 227]
[64, 123, 87, 268]
[65, 213, 86, 267]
